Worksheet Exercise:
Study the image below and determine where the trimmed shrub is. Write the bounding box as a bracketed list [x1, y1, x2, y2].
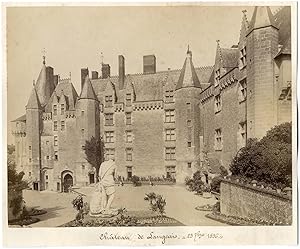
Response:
[229, 122, 292, 189]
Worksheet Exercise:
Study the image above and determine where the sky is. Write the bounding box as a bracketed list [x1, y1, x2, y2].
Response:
[6, 5, 281, 144]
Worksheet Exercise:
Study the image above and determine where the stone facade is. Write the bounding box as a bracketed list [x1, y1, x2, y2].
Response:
[11, 6, 292, 191]
[220, 180, 292, 224]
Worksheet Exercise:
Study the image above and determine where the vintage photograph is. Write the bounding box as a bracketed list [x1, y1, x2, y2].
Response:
[3, 2, 297, 245]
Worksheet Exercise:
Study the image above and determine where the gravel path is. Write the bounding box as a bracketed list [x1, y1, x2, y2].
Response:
[23, 185, 226, 227]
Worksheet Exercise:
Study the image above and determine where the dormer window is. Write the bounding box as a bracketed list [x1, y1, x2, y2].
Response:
[165, 90, 174, 102]
[239, 46, 247, 69]
[53, 105, 57, 115]
[61, 104, 65, 115]
[105, 95, 113, 107]
[215, 69, 220, 87]
[126, 93, 132, 106]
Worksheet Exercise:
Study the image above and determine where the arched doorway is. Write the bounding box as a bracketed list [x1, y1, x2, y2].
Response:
[63, 173, 73, 192]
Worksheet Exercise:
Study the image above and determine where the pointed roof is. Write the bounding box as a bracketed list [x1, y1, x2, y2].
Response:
[176, 48, 201, 90]
[239, 10, 249, 43]
[26, 86, 41, 109]
[247, 6, 278, 34]
[11, 114, 26, 122]
[80, 75, 98, 100]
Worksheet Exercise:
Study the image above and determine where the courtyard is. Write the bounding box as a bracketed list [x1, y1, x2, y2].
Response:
[23, 184, 226, 227]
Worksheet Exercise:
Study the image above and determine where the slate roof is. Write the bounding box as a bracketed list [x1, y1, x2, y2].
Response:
[248, 6, 278, 33]
[44, 79, 78, 112]
[91, 66, 213, 103]
[176, 51, 201, 90]
[274, 6, 291, 56]
[11, 114, 26, 122]
[26, 87, 41, 109]
[80, 76, 98, 100]
[220, 48, 239, 68]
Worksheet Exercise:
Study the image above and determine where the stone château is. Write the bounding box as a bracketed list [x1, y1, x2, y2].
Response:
[11, 6, 292, 191]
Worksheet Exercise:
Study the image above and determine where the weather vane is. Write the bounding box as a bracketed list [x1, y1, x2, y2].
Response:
[42, 48, 46, 65]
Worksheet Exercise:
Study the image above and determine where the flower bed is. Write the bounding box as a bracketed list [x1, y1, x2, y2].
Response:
[8, 216, 40, 226]
[60, 214, 183, 227]
[206, 212, 290, 226]
[195, 204, 214, 212]
[27, 208, 47, 216]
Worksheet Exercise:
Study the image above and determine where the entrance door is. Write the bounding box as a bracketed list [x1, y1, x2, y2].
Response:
[89, 173, 95, 184]
[33, 182, 38, 191]
[63, 174, 73, 192]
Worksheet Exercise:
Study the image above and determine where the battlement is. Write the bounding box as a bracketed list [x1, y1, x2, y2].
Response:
[133, 100, 164, 111]
[65, 110, 76, 118]
[42, 112, 52, 121]
[114, 102, 124, 112]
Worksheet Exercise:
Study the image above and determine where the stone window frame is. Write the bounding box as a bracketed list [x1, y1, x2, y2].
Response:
[214, 128, 223, 151]
[54, 151, 58, 160]
[125, 112, 132, 125]
[104, 113, 114, 126]
[187, 162, 192, 168]
[53, 104, 58, 116]
[239, 46, 247, 69]
[54, 135, 58, 147]
[238, 78, 247, 103]
[165, 147, 176, 160]
[238, 121, 247, 148]
[126, 130, 133, 143]
[60, 103, 65, 115]
[165, 109, 175, 123]
[187, 141, 192, 147]
[125, 148, 133, 161]
[165, 128, 176, 141]
[165, 166, 176, 178]
[126, 93, 132, 107]
[215, 68, 221, 87]
[165, 90, 174, 102]
[53, 121, 58, 131]
[81, 128, 85, 138]
[61, 120, 65, 131]
[81, 110, 85, 116]
[214, 94, 222, 113]
[105, 95, 113, 107]
[105, 131, 114, 143]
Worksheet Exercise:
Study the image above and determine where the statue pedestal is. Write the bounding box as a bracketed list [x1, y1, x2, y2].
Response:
[89, 209, 119, 218]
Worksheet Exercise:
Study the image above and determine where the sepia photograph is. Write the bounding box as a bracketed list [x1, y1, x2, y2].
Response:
[3, 2, 297, 246]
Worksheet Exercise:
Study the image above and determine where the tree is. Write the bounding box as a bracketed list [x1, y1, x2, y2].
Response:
[83, 136, 105, 182]
[229, 122, 292, 188]
[7, 145, 28, 217]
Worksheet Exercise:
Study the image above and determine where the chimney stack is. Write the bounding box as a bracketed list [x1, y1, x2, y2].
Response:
[143, 55, 156, 74]
[101, 64, 110, 79]
[119, 55, 125, 90]
[92, 71, 99, 80]
[81, 68, 89, 89]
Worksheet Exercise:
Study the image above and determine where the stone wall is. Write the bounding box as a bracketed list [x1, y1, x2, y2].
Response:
[220, 180, 292, 224]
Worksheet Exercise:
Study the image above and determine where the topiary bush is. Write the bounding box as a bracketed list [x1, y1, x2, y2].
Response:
[131, 175, 141, 186]
[229, 122, 292, 189]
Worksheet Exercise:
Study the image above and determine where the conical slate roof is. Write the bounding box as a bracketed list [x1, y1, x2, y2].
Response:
[176, 49, 201, 90]
[80, 75, 98, 100]
[248, 6, 278, 34]
[26, 86, 41, 109]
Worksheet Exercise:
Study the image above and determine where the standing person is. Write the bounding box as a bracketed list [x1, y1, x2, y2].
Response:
[98, 157, 117, 215]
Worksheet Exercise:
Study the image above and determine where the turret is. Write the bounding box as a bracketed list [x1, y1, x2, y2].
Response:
[77, 76, 100, 143]
[175, 47, 202, 183]
[25, 86, 42, 190]
[35, 55, 55, 107]
[246, 6, 279, 139]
